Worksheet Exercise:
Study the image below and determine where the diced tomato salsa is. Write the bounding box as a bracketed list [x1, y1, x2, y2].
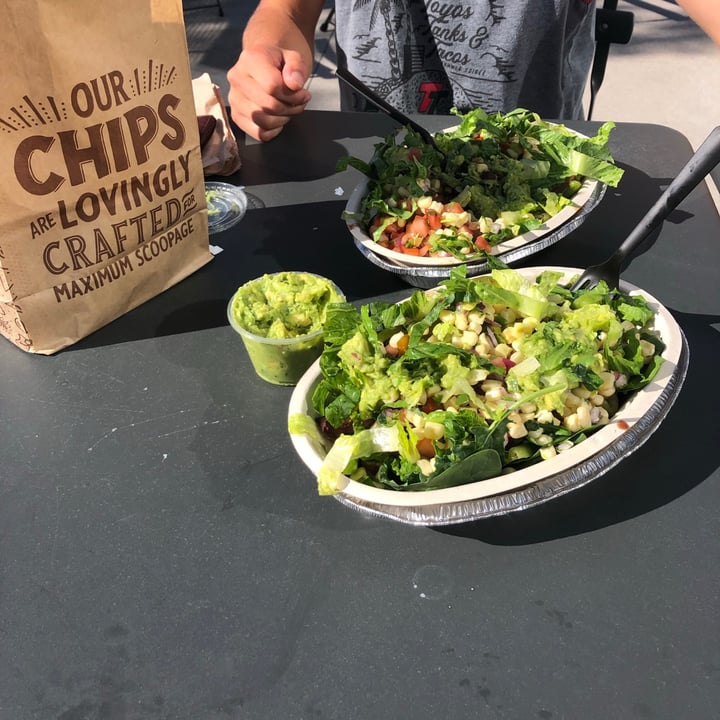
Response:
[370, 199, 492, 258]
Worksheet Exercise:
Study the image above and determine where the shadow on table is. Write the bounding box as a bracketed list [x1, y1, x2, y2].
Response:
[65, 199, 406, 353]
[234, 110, 401, 188]
[437, 308, 720, 545]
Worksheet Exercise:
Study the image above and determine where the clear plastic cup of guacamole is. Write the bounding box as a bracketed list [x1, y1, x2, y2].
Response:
[227, 271, 345, 386]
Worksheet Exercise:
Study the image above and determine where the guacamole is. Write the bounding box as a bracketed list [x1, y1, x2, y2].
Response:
[228, 272, 344, 385]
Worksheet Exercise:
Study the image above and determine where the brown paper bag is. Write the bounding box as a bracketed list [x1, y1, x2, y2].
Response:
[0, 0, 212, 354]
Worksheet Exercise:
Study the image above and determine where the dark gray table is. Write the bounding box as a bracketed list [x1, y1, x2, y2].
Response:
[2, 111, 719, 720]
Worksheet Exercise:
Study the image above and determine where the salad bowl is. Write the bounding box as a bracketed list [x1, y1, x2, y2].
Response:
[342, 108, 620, 287]
[287, 267, 688, 525]
[346, 175, 606, 290]
[345, 173, 602, 269]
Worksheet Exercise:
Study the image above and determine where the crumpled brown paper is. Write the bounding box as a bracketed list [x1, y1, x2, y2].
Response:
[192, 72, 242, 176]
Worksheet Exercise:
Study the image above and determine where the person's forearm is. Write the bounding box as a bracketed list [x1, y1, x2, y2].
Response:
[676, 0, 720, 46]
[242, 0, 325, 64]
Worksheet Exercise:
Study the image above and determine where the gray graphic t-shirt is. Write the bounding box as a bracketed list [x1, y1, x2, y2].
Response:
[334, 0, 595, 119]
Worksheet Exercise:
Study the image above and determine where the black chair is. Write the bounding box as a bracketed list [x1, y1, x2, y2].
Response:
[588, 0, 635, 119]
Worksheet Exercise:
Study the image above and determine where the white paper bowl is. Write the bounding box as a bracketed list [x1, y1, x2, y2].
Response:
[344, 124, 607, 283]
[287, 267, 687, 522]
[345, 174, 600, 268]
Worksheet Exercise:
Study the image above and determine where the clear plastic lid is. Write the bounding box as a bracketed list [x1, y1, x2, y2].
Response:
[205, 181, 248, 235]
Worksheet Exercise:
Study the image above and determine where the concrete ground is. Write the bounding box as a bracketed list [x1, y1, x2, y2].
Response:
[184, 0, 720, 199]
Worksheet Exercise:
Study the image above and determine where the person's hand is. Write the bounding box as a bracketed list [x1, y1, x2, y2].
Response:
[227, 45, 311, 142]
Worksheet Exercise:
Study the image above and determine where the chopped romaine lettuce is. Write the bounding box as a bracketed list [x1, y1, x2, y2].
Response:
[339, 108, 624, 261]
[289, 265, 664, 495]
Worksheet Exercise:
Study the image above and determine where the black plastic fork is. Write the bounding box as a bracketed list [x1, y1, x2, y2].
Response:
[571, 125, 720, 291]
[335, 67, 441, 151]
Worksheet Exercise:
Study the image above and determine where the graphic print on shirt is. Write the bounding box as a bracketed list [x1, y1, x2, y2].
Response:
[348, 0, 516, 114]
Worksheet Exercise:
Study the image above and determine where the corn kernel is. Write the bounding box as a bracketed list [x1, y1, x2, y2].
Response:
[417, 458, 436, 476]
[507, 421, 528, 439]
[576, 403, 591, 427]
[423, 421, 445, 440]
[598, 382, 616, 398]
[536, 409, 554, 424]
[468, 310, 484, 326]
[485, 387, 506, 402]
[475, 336, 493, 356]
[467, 368, 489, 384]
[388, 331, 405, 348]
[540, 446, 557, 460]
[564, 393, 582, 409]
[494, 343, 512, 358]
[417, 196, 433, 210]
[564, 413, 582, 432]
[405, 409, 422, 427]
[502, 325, 521, 343]
[461, 330, 479, 348]
[640, 339, 656, 358]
